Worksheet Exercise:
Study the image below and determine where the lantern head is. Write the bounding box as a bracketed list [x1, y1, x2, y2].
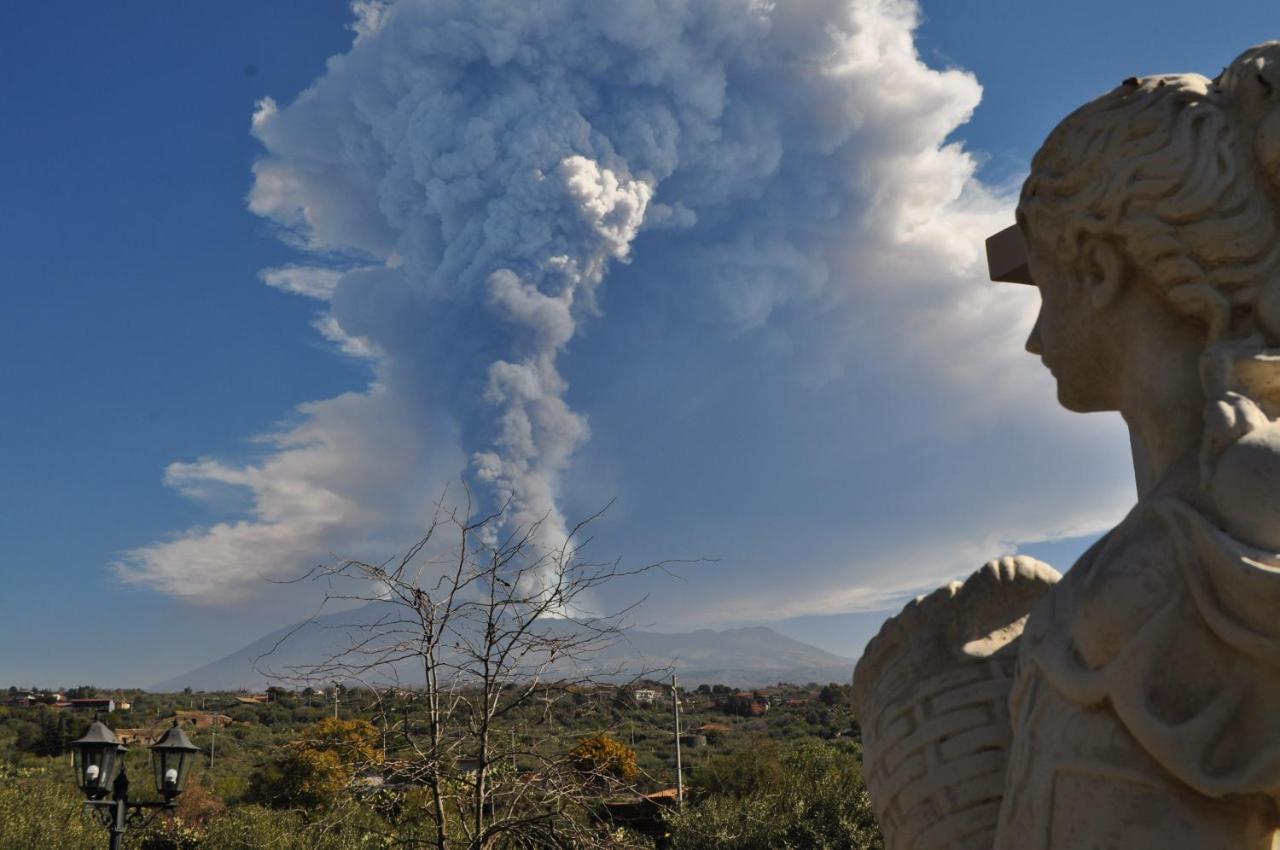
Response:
[70, 721, 124, 799]
[150, 722, 200, 800]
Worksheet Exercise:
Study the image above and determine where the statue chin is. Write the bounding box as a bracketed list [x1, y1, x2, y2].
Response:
[1044, 367, 1107, 414]
[1055, 389, 1094, 414]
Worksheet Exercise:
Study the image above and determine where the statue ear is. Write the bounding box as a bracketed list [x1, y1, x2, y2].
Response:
[1078, 237, 1126, 309]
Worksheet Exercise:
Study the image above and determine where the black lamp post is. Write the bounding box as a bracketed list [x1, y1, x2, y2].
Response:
[70, 720, 200, 850]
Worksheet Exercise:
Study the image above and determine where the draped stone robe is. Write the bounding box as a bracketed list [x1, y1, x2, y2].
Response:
[993, 483, 1280, 850]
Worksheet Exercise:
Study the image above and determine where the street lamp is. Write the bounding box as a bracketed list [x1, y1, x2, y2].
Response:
[70, 720, 199, 849]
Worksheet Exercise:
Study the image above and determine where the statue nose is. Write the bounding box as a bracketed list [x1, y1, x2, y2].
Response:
[1025, 314, 1043, 355]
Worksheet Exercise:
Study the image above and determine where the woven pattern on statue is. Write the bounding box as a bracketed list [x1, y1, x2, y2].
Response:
[851, 556, 1060, 850]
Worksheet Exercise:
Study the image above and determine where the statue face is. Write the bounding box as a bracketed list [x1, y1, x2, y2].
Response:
[1024, 243, 1120, 414]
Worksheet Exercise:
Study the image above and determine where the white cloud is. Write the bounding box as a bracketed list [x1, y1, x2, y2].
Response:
[260, 265, 344, 300]
[115, 381, 441, 601]
[698, 477, 1134, 623]
[312, 314, 381, 360]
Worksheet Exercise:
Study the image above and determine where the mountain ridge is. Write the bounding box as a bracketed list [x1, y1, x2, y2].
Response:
[153, 605, 854, 692]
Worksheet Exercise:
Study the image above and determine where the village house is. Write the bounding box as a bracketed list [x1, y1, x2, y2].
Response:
[6, 691, 64, 707]
[173, 709, 234, 729]
[69, 697, 115, 713]
[115, 728, 159, 745]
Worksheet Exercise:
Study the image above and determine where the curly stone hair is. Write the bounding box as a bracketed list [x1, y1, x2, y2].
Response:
[1017, 42, 1280, 343]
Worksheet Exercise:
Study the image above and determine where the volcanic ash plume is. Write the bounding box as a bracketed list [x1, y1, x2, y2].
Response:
[242, 0, 778, 558]
[470, 156, 653, 550]
[121, 0, 1108, 612]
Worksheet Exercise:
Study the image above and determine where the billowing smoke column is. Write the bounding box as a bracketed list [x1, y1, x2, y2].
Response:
[247, 0, 774, 559]
[120, 0, 1106, 609]
[467, 158, 651, 549]
[247, 0, 977, 552]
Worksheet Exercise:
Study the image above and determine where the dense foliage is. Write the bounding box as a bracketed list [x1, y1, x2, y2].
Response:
[0, 682, 882, 849]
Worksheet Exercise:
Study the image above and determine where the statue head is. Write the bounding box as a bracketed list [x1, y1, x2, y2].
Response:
[1016, 42, 1280, 413]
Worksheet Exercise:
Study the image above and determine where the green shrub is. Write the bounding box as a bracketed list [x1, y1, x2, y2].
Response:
[247, 718, 382, 810]
[0, 769, 99, 850]
[669, 740, 883, 850]
[686, 737, 784, 800]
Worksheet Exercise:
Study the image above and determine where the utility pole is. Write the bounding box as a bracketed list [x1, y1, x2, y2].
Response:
[672, 674, 683, 808]
[209, 726, 216, 769]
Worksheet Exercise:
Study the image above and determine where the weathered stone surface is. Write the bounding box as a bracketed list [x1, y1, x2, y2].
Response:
[852, 557, 1059, 850]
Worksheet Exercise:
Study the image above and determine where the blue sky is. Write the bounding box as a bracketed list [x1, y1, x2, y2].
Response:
[2, 1, 1276, 687]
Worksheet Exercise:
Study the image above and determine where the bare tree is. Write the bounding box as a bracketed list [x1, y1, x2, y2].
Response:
[262, 491, 682, 849]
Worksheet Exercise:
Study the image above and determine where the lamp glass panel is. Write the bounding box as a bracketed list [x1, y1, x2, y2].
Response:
[152, 747, 168, 795]
[173, 747, 192, 791]
[73, 742, 117, 796]
[152, 744, 192, 795]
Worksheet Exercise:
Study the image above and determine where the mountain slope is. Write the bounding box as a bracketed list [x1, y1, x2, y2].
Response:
[153, 605, 854, 692]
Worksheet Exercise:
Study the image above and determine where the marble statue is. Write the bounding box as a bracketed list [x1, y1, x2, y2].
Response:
[854, 42, 1280, 849]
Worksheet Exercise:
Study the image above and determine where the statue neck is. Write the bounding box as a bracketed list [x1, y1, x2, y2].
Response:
[1118, 316, 1206, 499]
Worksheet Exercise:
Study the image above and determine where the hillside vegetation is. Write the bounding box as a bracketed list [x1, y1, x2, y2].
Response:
[0, 682, 883, 849]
